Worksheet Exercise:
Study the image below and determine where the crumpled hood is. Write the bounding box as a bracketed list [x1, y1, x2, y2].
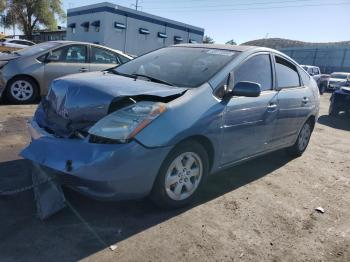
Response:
[36, 71, 188, 137]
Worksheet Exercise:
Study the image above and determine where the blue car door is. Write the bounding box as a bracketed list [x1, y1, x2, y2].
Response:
[269, 55, 313, 147]
[220, 53, 278, 166]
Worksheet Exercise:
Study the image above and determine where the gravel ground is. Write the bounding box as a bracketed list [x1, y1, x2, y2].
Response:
[0, 93, 349, 262]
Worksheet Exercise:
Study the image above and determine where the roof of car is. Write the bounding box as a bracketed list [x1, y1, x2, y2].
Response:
[173, 44, 256, 52]
[49, 40, 132, 58]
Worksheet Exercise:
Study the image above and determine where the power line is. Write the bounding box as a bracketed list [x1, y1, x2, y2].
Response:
[142, 1, 350, 12]
[143, 0, 319, 6]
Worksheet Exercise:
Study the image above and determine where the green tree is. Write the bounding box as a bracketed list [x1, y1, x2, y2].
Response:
[203, 35, 214, 44]
[3, 0, 65, 39]
[225, 39, 237, 45]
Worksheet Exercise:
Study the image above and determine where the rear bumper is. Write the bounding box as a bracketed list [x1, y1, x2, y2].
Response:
[21, 120, 172, 201]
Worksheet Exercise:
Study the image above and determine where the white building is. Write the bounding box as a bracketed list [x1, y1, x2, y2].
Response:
[67, 2, 205, 56]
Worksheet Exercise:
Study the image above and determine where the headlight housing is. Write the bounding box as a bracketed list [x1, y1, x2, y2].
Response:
[88, 101, 166, 142]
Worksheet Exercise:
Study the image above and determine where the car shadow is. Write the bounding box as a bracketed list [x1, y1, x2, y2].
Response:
[0, 151, 291, 261]
[317, 114, 350, 131]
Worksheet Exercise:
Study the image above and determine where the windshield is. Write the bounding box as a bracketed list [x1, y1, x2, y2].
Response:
[16, 42, 61, 56]
[113, 47, 238, 87]
[330, 73, 348, 79]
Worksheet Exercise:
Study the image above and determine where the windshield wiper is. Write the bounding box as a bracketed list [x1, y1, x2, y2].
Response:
[13, 51, 21, 56]
[109, 70, 135, 79]
[132, 73, 174, 86]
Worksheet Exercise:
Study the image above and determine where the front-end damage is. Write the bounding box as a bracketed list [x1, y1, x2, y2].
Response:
[21, 72, 188, 200]
[35, 72, 188, 139]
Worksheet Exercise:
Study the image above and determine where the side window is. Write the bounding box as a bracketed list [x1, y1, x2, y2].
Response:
[275, 56, 300, 88]
[116, 54, 131, 64]
[234, 54, 272, 91]
[91, 46, 119, 64]
[51, 45, 87, 63]
[313, 68, 320, 75]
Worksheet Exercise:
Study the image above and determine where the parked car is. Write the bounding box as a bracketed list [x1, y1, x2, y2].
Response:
[0, 38, 35, 52]
[21, 44, 320, 208]
[301, 65, 326, 94]
[327, 72, 350, 91]
[329, 84, 350, 117]
[0, 41, 133, 103]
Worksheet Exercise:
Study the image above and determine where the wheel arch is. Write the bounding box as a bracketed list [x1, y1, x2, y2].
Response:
[177, 135, 215, 172]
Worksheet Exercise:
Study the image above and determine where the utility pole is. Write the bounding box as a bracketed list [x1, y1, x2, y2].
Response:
[135, 0, 139, 10]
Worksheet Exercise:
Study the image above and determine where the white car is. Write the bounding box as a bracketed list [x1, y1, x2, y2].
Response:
[328, 72, 350, 90]
[0, 39, 35, 52]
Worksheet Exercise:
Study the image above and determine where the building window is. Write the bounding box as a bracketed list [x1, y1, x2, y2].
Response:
[139, 28, 150, 35]
[81, 22, 89, 32]
[158, 32, 168, 38]
[174, 36, 183, 44]
[114, 22, 126, 29]
[68, 23, 76, 34]
[91, 20, 100, 32]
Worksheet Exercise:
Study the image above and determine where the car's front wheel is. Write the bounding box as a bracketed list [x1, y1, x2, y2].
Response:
[6, 76, 39, 104]
[151, 140, 209, 208]
[287, 120, 313, 157]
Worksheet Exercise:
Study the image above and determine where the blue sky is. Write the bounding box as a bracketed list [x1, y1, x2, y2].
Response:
[61, 0, 350, 44]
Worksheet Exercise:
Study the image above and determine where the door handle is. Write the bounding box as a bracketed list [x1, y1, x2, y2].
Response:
[267, 103, 277, 109]
[302, 97, 309, 104]
[79, 67, 88, 72]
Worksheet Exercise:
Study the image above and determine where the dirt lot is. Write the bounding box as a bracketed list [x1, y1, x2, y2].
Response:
[0, 93, 349, 262]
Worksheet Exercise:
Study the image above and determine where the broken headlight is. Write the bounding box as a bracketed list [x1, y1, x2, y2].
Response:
[88, 101, 167, 142]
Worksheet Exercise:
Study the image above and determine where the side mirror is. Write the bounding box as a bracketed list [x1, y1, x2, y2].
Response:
[231, 81, 261, 97]
[46, 54, 59, 62]
[224, 71, 234, 94]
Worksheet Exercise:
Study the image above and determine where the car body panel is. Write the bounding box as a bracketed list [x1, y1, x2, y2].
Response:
[330, 86, 350, 114]
[21, 120, 172, 200]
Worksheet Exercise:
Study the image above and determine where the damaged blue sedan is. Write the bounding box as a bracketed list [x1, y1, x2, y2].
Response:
[21, 44, 320, 208]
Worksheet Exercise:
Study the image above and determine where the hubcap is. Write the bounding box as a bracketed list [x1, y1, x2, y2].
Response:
[298, 123, 311, 151]
[10, 80, 33, 101]
[165, 152, 203, 201]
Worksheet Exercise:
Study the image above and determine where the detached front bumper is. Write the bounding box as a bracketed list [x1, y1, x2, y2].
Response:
[21, 120, 172, 201]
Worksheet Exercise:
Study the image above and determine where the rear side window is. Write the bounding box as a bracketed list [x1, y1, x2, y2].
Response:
[275, 56, 300, 88]
[313, 67, 320, 75]
[117, 54, 131, 64]
[91, 46, 120, 64]
[234, 54, 273, 91]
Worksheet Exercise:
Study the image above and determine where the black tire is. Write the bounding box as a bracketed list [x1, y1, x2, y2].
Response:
[150, 140, 209, 209]
[319, 84, 325, 95]
[287, 120, 313, 157]
[329, 99, 339, 117]
[5, 76, 39, 104]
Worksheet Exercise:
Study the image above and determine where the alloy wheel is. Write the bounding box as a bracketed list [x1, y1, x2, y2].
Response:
[164, 152, 203, 201]
[298, 123, 311, 152]
[10, 80, 34, 101]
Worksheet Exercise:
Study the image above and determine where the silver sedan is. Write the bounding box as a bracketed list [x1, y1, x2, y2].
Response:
[0, 41, 132, 103]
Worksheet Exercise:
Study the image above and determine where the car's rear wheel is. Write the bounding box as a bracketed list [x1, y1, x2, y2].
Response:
[6, 76, 39, 104]
[287, 120, 313, 157]
[150, 140, 209, 208]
